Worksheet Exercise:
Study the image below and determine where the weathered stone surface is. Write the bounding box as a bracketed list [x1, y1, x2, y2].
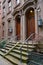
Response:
[0, 56, 13, 65]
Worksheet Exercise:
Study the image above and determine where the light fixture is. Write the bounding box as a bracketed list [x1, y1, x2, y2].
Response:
[30, 10, 33, 13]
[37, 7, 41, 12]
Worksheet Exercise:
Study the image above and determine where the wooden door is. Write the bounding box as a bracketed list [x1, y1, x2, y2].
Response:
[16, 18, 20, 40]
[28, 16, 35, 39]
[26, 9, 35, 38]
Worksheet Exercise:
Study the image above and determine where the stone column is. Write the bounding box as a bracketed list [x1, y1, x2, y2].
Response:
[21, 12, 26, 42]
[5, 20, 8, 39]
[35, 9, 38, 34]
[12, 17, 16, 41]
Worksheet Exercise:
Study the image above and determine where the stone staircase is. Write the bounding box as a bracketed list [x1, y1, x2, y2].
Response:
[0, 33, 43, 65]
[2, 41, 37, 65]
[0, 40, 43, 65]
[0, 41, 17, 55]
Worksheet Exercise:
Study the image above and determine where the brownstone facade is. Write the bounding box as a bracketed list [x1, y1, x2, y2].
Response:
[2, 0, 43, 41]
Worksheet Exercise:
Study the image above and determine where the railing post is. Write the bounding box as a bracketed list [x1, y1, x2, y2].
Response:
[26, 40, 28, 57]
[20, 46, 22, 63]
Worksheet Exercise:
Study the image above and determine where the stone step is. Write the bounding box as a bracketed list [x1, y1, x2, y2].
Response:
[5, 55, 19, 65]
[6, 44, 14, 47]
[22, 47, 34, 51]
[0, 48, 8, 52]
[28, 45, 35, 48]
[5, 45, 12, 48]
[28, 41, 38, 45]
[14, 46, 34, 52]
[9, 52, 27, 61]
[12, 49, 28, 56]
[4, 47, 11, 50]
[0, 56, 13, 65]
[0, 48, 9, 55]
[6, 42, 16, 45]
[0, 51, 5, 55]
[14, 46, 21, 50]
[5, 55, 27, 65]
[0, 43, 21, 56]
[16, 43, 35, 49]
[23, 45, 35, 48]
[5, 42, 16, 47]
[16, 44, 23, 47]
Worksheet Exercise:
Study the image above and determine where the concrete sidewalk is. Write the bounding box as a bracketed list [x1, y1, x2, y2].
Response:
[0, 56, 13, 65]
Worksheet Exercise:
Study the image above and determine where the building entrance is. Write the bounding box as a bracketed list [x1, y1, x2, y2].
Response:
[15, 15, 20, 40]
[25, 8, 35, 38]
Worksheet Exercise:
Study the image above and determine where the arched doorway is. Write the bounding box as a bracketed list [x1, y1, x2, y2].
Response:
[15, 15, 20, 40]
[25, 8, 35, 38]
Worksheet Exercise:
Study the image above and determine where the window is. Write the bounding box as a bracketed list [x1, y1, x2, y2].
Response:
[0, 1, 1, 10]
[2, 30, 4, 37]
[2, 22, 5, 26]
[8, 0, 12, 11]
[3, 0, 6, 4]
[8, 20, 12, 36]
[16, 0, 20, 4]
[0, 1, 1, 4]
[37, 7, 41, 20]
[3, 6, 6, 16]
[8, 20, 12, 31]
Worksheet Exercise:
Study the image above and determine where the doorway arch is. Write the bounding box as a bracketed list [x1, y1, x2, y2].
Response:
[25, 7, 35, 38]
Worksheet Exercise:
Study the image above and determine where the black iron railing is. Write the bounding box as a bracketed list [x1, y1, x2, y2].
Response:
[20, 33, 35, 63]
[20, 33, 43, 64]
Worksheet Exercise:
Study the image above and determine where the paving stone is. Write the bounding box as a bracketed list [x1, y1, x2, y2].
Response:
[0, 56, 13, 65]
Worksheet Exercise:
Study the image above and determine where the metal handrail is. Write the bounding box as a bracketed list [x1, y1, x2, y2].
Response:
[9, 35, 19, 42]
[20, 33, 35, 63]
[20, 33, 43, 63]
[30, 51, 43, 56]
[0, 36, 11, 43]
[25, 33, 35, 42]
[5, 35, 19, 46]
[4, 35, 20, 55]
[29, 51, 43, 64]
[32, 33, 43, 42]
[32, 33, 43, 53]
